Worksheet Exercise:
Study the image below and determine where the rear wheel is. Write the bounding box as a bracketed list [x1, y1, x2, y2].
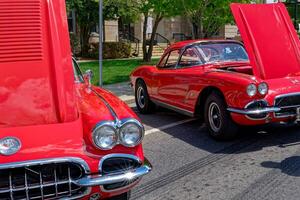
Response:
[135, 80, 155, 114]
[108, 191, 131, 200]
[204, 91, 238, 140]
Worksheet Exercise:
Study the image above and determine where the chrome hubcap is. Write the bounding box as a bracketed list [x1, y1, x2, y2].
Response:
[208, 102, 222, 132]
[137, 86, 146, 109]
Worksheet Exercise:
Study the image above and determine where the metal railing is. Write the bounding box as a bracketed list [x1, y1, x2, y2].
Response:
[173, 33, 192, 42]
[147, 33, 171, 46]
[119, 32, 140, 57]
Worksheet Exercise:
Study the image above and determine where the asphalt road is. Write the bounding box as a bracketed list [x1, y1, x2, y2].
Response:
[126, 103, 300, 200]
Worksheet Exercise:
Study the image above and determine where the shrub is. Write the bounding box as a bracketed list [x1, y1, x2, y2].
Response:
[70, 33, 81, 56]
[88, 42, 131, 59]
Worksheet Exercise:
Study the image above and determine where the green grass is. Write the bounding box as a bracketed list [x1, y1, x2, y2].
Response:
[78, 58, 159, 85]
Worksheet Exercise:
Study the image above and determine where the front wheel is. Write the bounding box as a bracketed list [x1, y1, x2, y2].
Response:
[204, 92, 238, 140]
[108, 191, 131, 200]
[135, 80, 155, 114]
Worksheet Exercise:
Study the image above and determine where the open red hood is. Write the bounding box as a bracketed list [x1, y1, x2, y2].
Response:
[0, 0, 78, 128]
[231, 3, 300, 80]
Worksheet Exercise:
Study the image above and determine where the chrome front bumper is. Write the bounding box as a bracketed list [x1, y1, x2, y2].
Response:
[227, 107, 281, 115]
[75, 159, 152, 187]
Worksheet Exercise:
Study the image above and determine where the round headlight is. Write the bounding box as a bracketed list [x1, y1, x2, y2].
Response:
[93, 124, 117, 150]
[247, 84, 257, 97]
[0, 137, 21, 156]
[258, 82, 268, 95]
[119, 121, 144, 147]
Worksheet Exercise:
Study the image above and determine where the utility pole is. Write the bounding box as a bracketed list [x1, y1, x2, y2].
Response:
[99, 0, 103, 87]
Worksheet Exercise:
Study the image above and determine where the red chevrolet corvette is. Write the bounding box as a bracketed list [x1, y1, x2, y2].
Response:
[131, 3, 300, 140]
[0, 0, 150, 199]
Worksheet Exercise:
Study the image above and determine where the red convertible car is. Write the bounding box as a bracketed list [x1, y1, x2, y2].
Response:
[0, 0, 150, 199]
[131, 3, 300, 140]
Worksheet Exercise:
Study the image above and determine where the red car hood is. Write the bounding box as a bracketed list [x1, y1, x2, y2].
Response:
[0, 0, 78, 128]
[231, 3, 300, 80]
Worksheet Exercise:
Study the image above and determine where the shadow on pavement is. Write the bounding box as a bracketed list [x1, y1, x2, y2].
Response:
[138, 106, 300, 155]
[261, 155, 300, 177]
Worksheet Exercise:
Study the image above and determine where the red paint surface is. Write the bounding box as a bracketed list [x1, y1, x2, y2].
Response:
[131, 39, 300, 126]
[231, 3, 300, 80]
[0, 0, 145, 198]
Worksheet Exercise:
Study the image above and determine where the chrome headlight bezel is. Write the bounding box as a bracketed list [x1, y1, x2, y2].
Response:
[92, 119, 144, 150]
[92, 122, 118, 150]
[247, 83, 257, 97]
[258, 82, 269, 96]
[119, 119, 144, 147]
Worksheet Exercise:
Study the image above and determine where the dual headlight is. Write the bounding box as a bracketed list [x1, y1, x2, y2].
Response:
[246, 82, 268, 97]
[92, 119, 144, 150]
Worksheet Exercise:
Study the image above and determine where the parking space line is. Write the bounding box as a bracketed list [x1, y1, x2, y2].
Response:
[145, 118, 197, 136]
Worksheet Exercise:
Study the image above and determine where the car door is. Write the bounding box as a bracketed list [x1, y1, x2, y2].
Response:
[152, 49, 181, 105]
[173, 47, 204, 110]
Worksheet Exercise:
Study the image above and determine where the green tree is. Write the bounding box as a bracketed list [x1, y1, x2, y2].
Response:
[67, 0, 99, 56]
[135, 0, 181, 62]
[67, 0, 139, 56]
[180, 0, 251, 39]
[103, 0, 139, 23]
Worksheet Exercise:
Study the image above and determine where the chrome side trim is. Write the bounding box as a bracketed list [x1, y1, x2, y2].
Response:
[0, 157, 91, 174]
[227, 107, 281, 115]
[91, 88, 119, 122]
[152, 99, 194, 117]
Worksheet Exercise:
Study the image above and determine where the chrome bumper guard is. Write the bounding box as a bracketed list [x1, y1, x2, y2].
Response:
[227, 107, 281, 115]
[75, 160, 152, 187]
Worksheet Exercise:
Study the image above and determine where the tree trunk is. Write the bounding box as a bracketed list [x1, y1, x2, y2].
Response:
[142, 13, 149, 62]
[192, 23, 199, 39]
[81, 25, 90, 56]
[144, 15, 162, 62]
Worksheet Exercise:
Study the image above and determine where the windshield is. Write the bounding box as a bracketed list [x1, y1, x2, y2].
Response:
[196, 42, 249, 64]
[72, 58, 84, 83]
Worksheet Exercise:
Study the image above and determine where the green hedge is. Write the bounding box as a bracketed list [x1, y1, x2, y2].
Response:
[88, 42, 131, 59]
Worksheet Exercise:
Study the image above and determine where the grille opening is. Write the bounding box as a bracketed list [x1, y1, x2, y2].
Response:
[102, 157, 141, 175]
[101, 157, 141, 191]
[275, 94, 300, 117]
[0, 162, 87, 200]
[246, 100, 268, 119]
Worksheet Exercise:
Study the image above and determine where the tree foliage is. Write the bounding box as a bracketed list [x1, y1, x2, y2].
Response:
[66, 0, 99, 56]
[66, 0, 140, 56]
[180, 0, 251, 39]
[133, 0, 181, 61]
[103, 0, 139, 23]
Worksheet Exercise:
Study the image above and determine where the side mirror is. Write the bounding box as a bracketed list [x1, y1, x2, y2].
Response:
[84, 69, 94, 87]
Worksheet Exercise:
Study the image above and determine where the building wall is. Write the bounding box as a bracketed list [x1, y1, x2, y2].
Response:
[156, 17, 192, 42]
[132, 16, 193, 42]
[104, 20, 119, 42]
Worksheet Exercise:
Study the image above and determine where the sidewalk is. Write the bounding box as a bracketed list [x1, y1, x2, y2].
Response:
[103, 82, 135, 104]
